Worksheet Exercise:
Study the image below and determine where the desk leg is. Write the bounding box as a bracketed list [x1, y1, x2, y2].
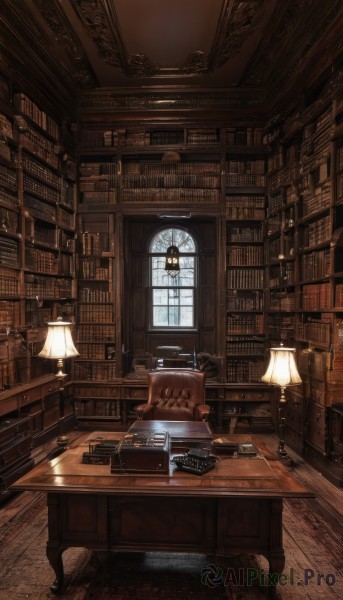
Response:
[47, 493, 64, 594]
[267, 499, 285, 600]
[46, 544, 64, 594]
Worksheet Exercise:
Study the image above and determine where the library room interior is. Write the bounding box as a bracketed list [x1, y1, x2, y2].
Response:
[0, 1, 342, 599]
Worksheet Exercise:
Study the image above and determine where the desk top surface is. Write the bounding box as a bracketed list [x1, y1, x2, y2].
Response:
[11, 428, 313, 499]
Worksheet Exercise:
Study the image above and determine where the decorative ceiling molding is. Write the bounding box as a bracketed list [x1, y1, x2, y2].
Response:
[210, 0, 263, 70]
[127, 53, 159, 77]
[181, 51, 209, 75]
[31, 0, 97, 89]
[72, 0, 124, 68]
[72, 0, 267, 80]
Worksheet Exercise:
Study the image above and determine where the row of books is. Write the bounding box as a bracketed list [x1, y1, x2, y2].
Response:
[226, 339, 265, 355]
[25, 247, 58, 274]
[0, 267, 20, 295]
[25, 305, 52, 328]
[0, 362, 10, 391]
[79, 162, 117, 177]
[78, 288, 112, 303]
[186, 130, 219, 145]
[267, 314, 295, 334]
[80, 232, 109, 255]
[22, 153, 62, 190]
[78, 304, 113, 323]
[79, 176, 115, 192]
[269, 291, 296, 311]
[0, 300, 20, 327]
[301, 216, 331, 248]
[228, 226, 263, 243]
[0, 163, 17, 193]
[336, 284, 343, 308]
[301, 283, 331, 310]
[75, 399, 121, 417]
[25, 194, 56, 222]
[0, 236, 19, 268]
[226, 268, 264, 289]
[76, 323, 115, 342]
[75, 385, 120, 398]
[74, 360, 117, 382]
[226, 127, 264, 146]
[226, 358, 265, 383]
[78, 258, 110, 280]
[79, 191, 116, 205]
[76, 343, 110, 360]
[124, 161, 220, 176]
[298, 318, 332, 346]
[32, 222, 57, 247]
[269, 166, 291, 192]
[23, 174, 60, 204]
[57, 206, 74, 230]
[20, 122, 59, 169]
[25, 274, 73, 299]
[227, 290, 264, 311]
[226, 159, 265, 174]
[226, 194, 265, 208]
[121, 174, 220, 189]
[0, 189, 19, 208]
[227, 314, 264, 334]
[227, 246, 263, 266]
[267, 191, 283, 216]
[301, 249, 331, 282]
[226, 174, 266, 187]
[60, 231, 75, 253]
[14, 93, 59, 140]
[302, 187, 331, 217]
[226, 206, 265, 220]
[121, 188, 220, 203]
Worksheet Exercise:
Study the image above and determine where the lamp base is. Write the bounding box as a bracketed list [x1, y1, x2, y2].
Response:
[276, 444, 288, 459]
[56, 434, 69, 448]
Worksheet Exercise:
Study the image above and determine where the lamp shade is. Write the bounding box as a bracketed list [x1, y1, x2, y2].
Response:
[39, 320, 79, 359]
[261, 347, 302, 387]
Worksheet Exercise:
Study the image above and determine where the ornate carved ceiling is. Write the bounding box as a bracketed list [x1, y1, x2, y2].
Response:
[0, 0, 342, 117]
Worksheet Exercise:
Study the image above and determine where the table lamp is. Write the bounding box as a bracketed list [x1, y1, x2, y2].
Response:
[39, 317, 79, 450]
[262, 346, 302, 458]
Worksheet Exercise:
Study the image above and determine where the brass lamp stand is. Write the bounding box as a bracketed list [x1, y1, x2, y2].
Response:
[39, 318, 79, 451]
[262, 346, 302, 458]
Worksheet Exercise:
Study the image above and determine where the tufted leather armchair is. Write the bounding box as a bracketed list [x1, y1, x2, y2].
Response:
[134, 369, 209, 421]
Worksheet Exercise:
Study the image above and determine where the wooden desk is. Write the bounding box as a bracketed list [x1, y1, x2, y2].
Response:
[11, 430, 313, 598]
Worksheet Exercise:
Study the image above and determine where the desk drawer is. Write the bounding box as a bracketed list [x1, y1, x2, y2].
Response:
[17, 387, 42, 408]
[42, 380, 60, 397]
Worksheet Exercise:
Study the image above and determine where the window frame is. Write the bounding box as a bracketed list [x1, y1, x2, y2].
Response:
[148, 227, 198, 331]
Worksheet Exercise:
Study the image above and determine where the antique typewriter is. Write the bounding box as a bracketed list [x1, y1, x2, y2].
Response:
[171, 448, 217, 475]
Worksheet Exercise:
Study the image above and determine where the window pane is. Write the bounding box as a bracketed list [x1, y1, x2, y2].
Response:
[153, 288, 167, 304]
[150, 227, 196, 253]
[168, 307, 179, 326]
[180, 289, 193, 305]
[180, 306, 193, 326]
[153, 306, 168, 326]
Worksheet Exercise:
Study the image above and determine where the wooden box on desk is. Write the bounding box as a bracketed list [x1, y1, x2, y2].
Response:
[111, 430, 170, 474]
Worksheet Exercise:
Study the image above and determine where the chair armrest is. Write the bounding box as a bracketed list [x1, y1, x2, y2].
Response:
[134, 403, 154, 420]
[195, 404, 210, 421]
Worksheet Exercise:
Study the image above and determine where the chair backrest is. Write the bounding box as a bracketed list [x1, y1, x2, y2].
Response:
[146, 369, 206, 421]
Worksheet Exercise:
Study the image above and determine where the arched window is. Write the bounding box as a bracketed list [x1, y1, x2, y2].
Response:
[149, 227, 197, 328]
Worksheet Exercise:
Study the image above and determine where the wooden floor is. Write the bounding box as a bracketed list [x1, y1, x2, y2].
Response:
[0, 432, 342, 600]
